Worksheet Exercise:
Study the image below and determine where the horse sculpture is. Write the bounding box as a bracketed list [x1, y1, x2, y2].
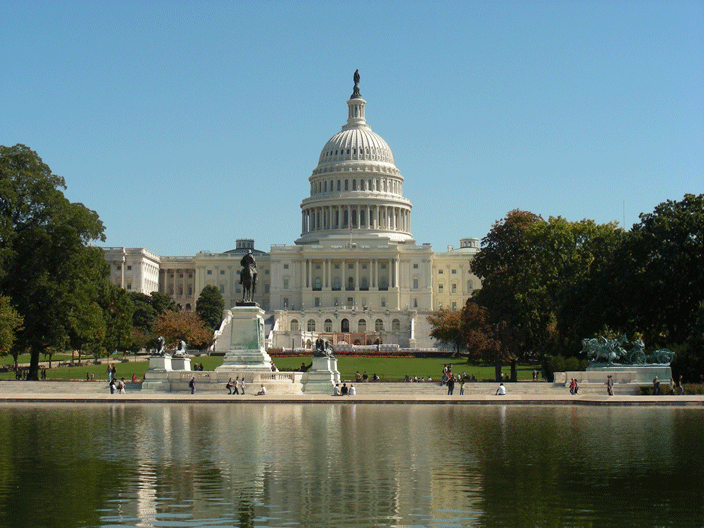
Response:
[580, 334, 675, 365]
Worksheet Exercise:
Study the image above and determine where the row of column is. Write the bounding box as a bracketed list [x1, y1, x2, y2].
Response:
[302, 204, 410, 234]
[302, 257, 400, 291]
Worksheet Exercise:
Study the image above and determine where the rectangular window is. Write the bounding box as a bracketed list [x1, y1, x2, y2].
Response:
[265, 284, 270, 293]
[438, 269, 443, 274]
[283, 278, 289, 289]
[452, 302, 457, 310]
[413, 278, 419, 289]
[219, 284, 224, 294]
[413, 298, 418, 308]
[283, 298, 289, 309]
[438, 284, 443, 293]
[265, 269, 269, 274]
[315, 297, 320, 307]
[116, 265, 121, 270]
[220, 270, 225, 275]
[283, 264, 289, 269]
[348, 264, 353, 269]
[127, 283, 132, 290]
[334, 264, 340, 269]
[413, 263, 418, 269]
[127, 266, 132, 271]
[381, 297, 386, 307]
[347, 297, 353, 306]
[451, 283, 457, 293]
[207, 270, 212, 275]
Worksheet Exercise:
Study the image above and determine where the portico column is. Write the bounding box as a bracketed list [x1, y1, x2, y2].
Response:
[355, 259, 359, 291]
[307, 259, 312, 290]
[323, 258, 327, 289]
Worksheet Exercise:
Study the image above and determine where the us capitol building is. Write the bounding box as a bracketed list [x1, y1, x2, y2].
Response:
[104, 73, 480, 350]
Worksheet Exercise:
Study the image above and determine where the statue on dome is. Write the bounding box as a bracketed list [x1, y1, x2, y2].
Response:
[352, 69, 361, 98]
[239, 249, 257, 303]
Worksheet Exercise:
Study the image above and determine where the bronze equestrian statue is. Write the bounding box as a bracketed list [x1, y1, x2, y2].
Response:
[240, 249, 257, 303]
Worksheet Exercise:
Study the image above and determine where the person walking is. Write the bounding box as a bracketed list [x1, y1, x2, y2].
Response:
[189, 376, 196, 394]
[606, 375, 614, 396]
[240, 378, 246, 395]
[653, 377, 660, 395]
[226, 378, 234, 394]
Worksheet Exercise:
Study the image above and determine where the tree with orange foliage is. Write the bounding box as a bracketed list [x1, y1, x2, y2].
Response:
[152, 311, 212, 350]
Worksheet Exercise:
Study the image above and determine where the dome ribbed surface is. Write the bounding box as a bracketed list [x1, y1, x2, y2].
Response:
[317, 128, 395, 165]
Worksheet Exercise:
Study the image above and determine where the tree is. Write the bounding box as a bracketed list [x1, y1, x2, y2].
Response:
[614, 194, 704, 346]
[196, 285, 225, 330]
[427, 308, 465, 354]
[0, 295, 23, 365]
[0, 145, 108, 379]
[472, 210, 624, 358]
[100, 282, 134, 353]
[152, 311, 212, 350]
[461, 301, 517, 381]
[128, 292, 158, 333]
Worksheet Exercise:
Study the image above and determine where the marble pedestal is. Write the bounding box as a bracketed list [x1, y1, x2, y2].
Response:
[214, 305, 272, 372]
[302, 356, 341, 394]
[171, 355, 191, 371]
[142, 355, 173, 391]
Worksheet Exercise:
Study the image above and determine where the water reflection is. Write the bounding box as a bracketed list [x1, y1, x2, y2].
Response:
[0, 404, 702, 527]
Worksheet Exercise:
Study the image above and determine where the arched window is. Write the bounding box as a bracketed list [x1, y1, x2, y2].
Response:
[358, 319, 367, 333]
[333, 276, 341, 291]
[290, 319, 299, 332]
[306, 339, 312, 349]
[324, 319, 333, 332]
[361, 180, 365, 191]
[347, 277, 354, 290]
[361, 277, 368, 290]
[392, 319, 400, 332]
[307, 319, 316, 332]
[314, 277, 321, 290]
[379, 277, 388, 290]
[375, 319, 384, 332]
[341, 319, 350, 332]
[352, 180, 357, 190]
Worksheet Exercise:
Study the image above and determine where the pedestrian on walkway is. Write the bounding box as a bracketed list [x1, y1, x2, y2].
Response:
[189, 376, 196, 394]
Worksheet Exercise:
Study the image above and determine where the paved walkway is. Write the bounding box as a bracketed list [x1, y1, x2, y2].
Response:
[1, 380, 702, 406]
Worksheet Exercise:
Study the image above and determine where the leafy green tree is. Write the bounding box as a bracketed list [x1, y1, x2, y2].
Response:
[0, 144, 107, 379]
[100, 282, 134, 353]
[128, 292, 158, 332]
[615, 194, 704, 345]
[196, 285, 225, 330]
[0, 295, 23, 364]
[149, 291, 179, 315]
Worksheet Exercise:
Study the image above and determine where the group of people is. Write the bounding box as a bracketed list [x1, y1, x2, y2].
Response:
[334, 383, 356, 396]
[109, 377, 126, 394]
[225, 376, 247, 395]
[569, 378, 580, 395]
[354, 371, 377, 382]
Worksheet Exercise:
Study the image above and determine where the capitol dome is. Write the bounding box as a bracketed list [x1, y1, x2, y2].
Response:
[297, 73, 413, 245]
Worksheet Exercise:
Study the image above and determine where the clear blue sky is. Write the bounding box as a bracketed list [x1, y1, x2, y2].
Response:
[2, 1, 702, 256]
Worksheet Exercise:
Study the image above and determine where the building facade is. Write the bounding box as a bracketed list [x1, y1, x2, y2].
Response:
[104, 76, 480, 349]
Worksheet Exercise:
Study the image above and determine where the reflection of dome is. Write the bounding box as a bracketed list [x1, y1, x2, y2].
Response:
[297, 77, 413, 245]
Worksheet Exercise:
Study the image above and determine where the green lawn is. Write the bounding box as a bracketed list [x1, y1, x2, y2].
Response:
[1, 354, 538, 383]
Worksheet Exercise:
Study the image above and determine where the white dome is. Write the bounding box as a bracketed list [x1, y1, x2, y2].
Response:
[297, 77, 413, 245]
[318, 127, 395, 166]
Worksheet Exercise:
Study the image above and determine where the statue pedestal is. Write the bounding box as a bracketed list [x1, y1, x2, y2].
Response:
[142, 355, 173, 391]
[171, 355, 191, 371]
[302, 356, 341, 394]
[214, 305, 272, 372]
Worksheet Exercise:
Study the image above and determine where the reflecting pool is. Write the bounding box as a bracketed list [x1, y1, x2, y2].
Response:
[0, 404, 702, 527]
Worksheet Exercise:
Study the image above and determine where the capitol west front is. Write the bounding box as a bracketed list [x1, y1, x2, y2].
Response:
[104, 77, 480, 350]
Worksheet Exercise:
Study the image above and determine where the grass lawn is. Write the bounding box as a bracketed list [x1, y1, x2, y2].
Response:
[1, 354, 538, 383]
